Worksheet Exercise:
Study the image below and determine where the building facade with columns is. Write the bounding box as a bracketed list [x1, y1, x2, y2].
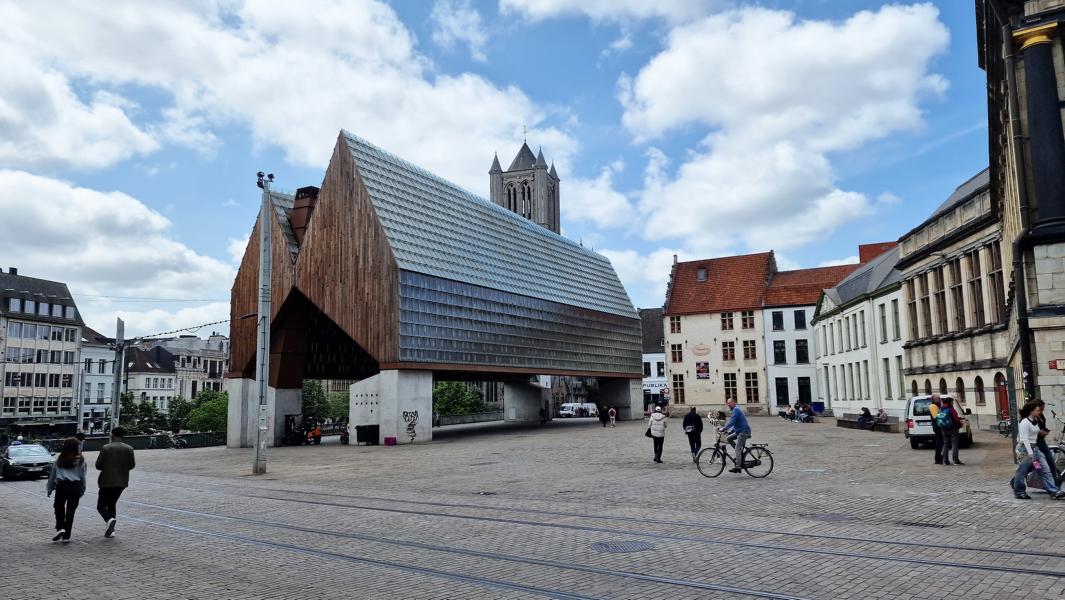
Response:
[978, 0, 1065, 434]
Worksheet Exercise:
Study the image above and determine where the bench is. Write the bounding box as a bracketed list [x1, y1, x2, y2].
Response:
[836, 413, 902, 433]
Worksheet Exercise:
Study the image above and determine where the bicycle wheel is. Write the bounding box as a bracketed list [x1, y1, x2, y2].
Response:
[743, 447, 774, 478]
[696, 448, 725, 478]
[998, 420, 1010, 437]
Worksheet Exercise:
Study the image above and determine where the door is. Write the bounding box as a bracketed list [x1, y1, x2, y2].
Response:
[797, 377, 811, 404]
[775, 377, 789, 406]
[994, 373, 1008, 416]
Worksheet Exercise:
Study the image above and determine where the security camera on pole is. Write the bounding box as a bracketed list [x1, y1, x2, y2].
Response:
[253, 171, 274, 475]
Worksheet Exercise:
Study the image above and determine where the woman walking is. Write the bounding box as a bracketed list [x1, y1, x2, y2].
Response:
[648, 406, 668, 463]
[938, 397, 965, 466]
[47, 437, 87, 542]
[1011, 402, 1065, 500]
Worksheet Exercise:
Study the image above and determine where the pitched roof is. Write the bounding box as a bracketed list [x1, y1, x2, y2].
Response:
[489, 153, 502, 174]
[859, 242, 897, 263]
[80, 325, 113, 347]
[125, 347, 176, 374]
[764, 264, 860, 308]
[507, 142, 537, 171]
[824, 246, 902, 309]
[0, 271, 85, 326]
[638, 308, 664, 353]
[534, 148, 547, 168]
[902, 169, 991, 240]
[665, 252, 774, 315]
[343, 131, 637, 318]
[268, 190, 300, 259]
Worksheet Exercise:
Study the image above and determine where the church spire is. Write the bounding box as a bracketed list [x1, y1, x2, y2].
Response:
[534, 147, 547, 169]
[549, 161, 558, 178]
[489, 153, 502, 174]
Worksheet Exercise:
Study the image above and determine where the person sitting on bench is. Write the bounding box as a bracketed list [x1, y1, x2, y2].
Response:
[857, 407, 874, 430]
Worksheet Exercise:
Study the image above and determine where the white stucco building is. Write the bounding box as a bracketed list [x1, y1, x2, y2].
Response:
[638, 308, 666, 409]
[79, 326, 114, 430]
[814, 246, 908, 417]
[124, 346, 177, 413]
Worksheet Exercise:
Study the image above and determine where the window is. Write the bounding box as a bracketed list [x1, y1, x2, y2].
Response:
[7, 298, 20, 312]
[820, 326, 827, 356]
[24, 300, 35, 314]
[988, 242, 1005, 324]
[744, 372, 759, 404]
[82, 382, 91, 402]
[656, 362, 665, 377]
[968, 250, 985, 327]
[4, 347, 18, 363]
[51, 304, 62, 318]
[949, 259, 965, 331]
[844, 316, 851, 350]
[828, 323, 835, 354]
[97, 383, 106, 400]
[672, 374, 686, 404]
[772, 311, 784, 331]
[4, 372, 19, 386]
[38, 302, 49, 316]
[47, 397, 58, 412]
[2, 397, 15, 414]
[720, 312, 732, 330]
[832, 366, 839, 401]
[796, 339, 809, 364]
[924, 379, 932, 395]
[19, 349, 31, 363]
[933, 267, 948, 335]
[741, 311, 755, 329]
[879, 304, 888, 343]
[34, 373, 46, 387]
[98, 359, 106, 374]
[906, 280, 919, 339]
[797, 377, 811, 404]
[48, 374, 60, 388]
[775, 377, 789, 405]
[896, 356, 904, 400]
[773, 340, 787, 364]
[822, 366, 831, 401]
[794, 310, 806, 330]
[859, 310, 866, 347]
[51, 327, 62, 341]
[33, 397, 45, 413]
[36, 349, 46, 364]
[919, 273, 933, 337]
[847, 364, 855, 398]
[862, 361, 870, 399]
[939, 378, 948, 395]
[670, 344, 683, 363]
[22, 323, 35, 339]
[60, 398, 71, 412]
[974, 376, 986, 406]
[722, 341, 735, 361]
[891, 299, 901, 340]
[50, 351, 61, 364]
[84, 358, 93, 372]
[37, 325, 49, 340]
[65, 306, 76, 320]
[669, 316, 681, 334]
[65, 328, 76, 342]
[8, 322, 21, 338]
[911, 380, 918, 397]
[696, 267, 707, 282]
[723, 373, 737, 401]
[64, 351, 74, 364]
[883, 358, 892, 399]
[955, 377, 966, 405]
[643, 362, 651, 377]
[742, 340, 757, 360]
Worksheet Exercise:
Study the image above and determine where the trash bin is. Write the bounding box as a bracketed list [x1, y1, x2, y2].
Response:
[811, 402, 825, 414]
[354, 424, 379, 446]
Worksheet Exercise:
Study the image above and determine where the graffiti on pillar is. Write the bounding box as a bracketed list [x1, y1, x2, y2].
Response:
[403, 410, 419, 443]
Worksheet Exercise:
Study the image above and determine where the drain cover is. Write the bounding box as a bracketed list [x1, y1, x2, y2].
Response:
[591, 541, 655, 554]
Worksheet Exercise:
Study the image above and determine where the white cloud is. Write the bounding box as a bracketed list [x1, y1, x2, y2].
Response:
[221, 198, 240, 208]
[431, 0, 489, 62]
[227, 235, 250, 264]
[500, 0, 716, 24]
[562, 163, 634, 228]
[877, 192, 902, 205]
[622, 4, 948, 252]
[0, 0, 575, 192]
[0, 170, 234, 337]
[599, 247, 689, 308]
[818, 256, 859, 268]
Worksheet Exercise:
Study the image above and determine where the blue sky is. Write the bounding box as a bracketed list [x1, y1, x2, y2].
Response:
[0, 1, 988, 336]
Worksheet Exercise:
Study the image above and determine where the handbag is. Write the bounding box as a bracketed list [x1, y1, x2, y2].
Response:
[645, 427, 653, 438]
[1027, 470, 1045, 490]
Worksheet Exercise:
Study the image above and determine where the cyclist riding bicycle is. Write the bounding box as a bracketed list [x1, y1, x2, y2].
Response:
[720, 399, 752, 473]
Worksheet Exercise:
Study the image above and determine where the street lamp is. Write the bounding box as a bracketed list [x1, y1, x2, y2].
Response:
[253, 171, 274, 475]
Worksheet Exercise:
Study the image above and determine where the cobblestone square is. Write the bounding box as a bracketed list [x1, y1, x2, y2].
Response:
[2, 417, 1061, 600]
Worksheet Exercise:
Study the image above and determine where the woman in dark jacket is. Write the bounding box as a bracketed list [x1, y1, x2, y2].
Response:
[598, 405, 610, 427]
[939, 397, 965, 466]
[682, 406, 704, 462]
[47, 437, 87, 543]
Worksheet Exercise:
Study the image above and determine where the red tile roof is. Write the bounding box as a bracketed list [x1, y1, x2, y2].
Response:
[665, 252, 774, 315]
[859, 242, 898, 263]
[763, 264, 860, 307]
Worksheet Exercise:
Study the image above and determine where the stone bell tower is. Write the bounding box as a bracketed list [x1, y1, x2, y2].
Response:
[489, 140, 560, 234]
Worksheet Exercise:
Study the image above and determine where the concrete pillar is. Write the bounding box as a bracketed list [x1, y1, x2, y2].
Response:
[349, 370, 433, 444]
[503, 379, 550, 423]
[599, 378, 643, 420]
[225, 378, 301, 448]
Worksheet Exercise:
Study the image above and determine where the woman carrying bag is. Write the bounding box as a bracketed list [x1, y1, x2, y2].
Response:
[647, 406, 668, 463]
[47, 437, 88, 543]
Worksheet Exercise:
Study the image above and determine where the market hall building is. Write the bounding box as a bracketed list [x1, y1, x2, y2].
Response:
[227, 131, 643, 447]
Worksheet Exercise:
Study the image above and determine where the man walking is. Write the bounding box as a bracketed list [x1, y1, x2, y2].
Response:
[608, 406, 617, 428]
[721, 399, 752, 473]
[928, 395, 944, 465]
[682, 406, 703, 462]
[96, 427, 135, 538]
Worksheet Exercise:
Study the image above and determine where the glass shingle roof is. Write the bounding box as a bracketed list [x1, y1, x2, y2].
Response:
[343, 131, 637, 319]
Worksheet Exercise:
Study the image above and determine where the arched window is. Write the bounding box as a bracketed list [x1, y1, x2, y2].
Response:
[993, 372, 1007, 413]
[955, 377, 965, 405]
[974, 376, 985, 406]
[924, 379, 932, 395]
[520, 181, 532, 219]
[505, 184, 516, 212]
[911, 381, 918, 397]
[938, 378, 947, 395]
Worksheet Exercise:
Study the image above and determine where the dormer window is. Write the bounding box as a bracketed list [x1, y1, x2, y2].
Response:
[696, 267, 707, 282]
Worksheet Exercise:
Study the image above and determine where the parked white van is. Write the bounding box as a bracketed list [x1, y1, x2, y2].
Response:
[559, 403, 598, 417]
[904, 394, 973, 449]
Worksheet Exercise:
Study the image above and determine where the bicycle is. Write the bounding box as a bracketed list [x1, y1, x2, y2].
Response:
[997, 409, 1011, 438]
[695, 430, 774, 478]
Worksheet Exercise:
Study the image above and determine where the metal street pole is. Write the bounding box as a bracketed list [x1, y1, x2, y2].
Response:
[111, 318, 125, 431]
[253, 171, 274, 475]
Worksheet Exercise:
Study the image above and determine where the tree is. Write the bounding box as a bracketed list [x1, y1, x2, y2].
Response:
[118, 392, 144, 434]
[168, 396, 193, 432]
[326, 392, 349, 420]
[301, 380, 328, 418]
[432, 382, 487, 416]
[138, 401, 167, 432]
[187, 392, 228, 432]
[193, 388, 226, 408]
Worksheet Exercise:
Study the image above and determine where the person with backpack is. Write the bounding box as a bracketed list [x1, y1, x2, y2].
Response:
[598, 405, 610, 428]
[928, 395, 945, 464]
[1011, 401, 1065, 499]
[96, 427, 136, 538]
[682, 406, 704, 462]
[46, 437, 87, 543]
[1034, 400, 1060, 485]
[937, 397, 965, 466]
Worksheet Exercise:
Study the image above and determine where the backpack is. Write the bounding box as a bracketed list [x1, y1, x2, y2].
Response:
[935, 408, 954, 429]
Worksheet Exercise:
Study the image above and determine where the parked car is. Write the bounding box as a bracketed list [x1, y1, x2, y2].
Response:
[558, 403, 599, 418]
[905, 394, 973, 449]
[1, 444, 55, 479]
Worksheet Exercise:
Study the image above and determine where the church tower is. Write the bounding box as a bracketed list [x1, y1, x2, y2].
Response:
[489, 141, 561, 234]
